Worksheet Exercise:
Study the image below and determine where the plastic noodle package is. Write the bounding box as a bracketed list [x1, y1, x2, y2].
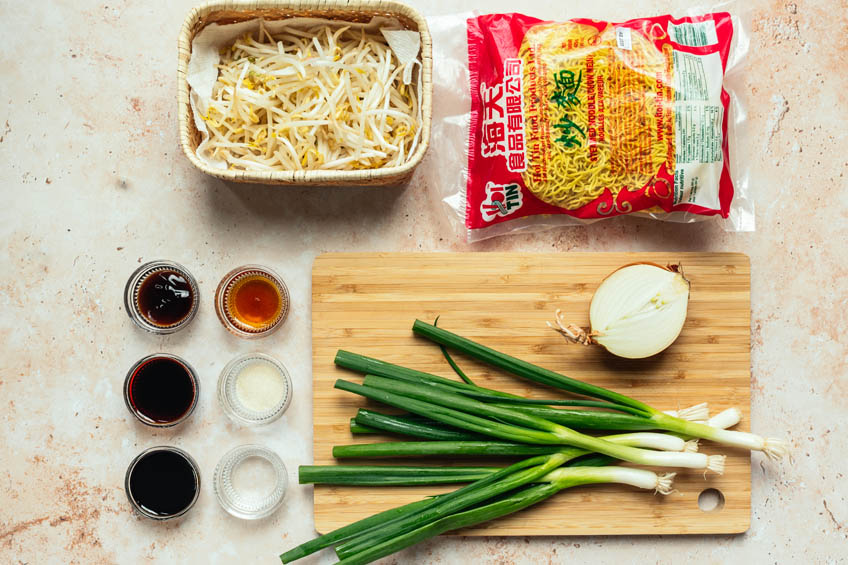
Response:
[427, 4, 751, 241]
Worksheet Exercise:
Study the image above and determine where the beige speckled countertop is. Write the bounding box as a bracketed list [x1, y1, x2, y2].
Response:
[1, 0, 846, 563]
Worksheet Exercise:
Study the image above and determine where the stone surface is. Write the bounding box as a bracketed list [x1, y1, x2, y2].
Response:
[0, 0, 845, 563]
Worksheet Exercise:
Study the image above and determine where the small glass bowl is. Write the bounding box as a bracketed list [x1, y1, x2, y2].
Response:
[125, 446, 201, 521]
[124, 260, 199, 334]
[213, 444, 287, 520]
[214, 265, 290, 339]
[217, 353, 292, 426]
[124, 353, 199, 428]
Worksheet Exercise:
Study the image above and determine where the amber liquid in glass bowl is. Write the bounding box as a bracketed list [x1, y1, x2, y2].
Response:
[215, 266, 289, 338]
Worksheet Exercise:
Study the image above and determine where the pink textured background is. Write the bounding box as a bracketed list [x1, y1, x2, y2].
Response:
[0, 0, 845, 563]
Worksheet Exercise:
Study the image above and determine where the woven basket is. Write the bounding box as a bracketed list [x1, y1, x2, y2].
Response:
[177, 0, 433, 186]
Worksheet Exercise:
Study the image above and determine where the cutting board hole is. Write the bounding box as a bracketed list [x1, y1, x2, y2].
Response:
[698, 488, 725, 512]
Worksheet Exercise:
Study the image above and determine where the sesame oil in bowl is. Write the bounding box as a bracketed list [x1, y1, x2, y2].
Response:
[215, 266, 290, 338]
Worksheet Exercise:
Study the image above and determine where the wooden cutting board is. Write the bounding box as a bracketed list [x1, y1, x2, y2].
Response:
[312, 253, 751, 535]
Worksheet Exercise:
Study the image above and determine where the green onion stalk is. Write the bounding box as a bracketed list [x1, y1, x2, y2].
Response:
[337, 467, 674, 565]
[283, 453, 567, 563]
[331, 431, 696, 460]
[332, 451, 576, 560]
[351, 409, 483, 440]
[348, 420, 380, 434]
[405, 320, 787, 460]
[349, 406, 739, 443]
[336, 353, 712, 427]
[335, 377, 724, 473]
[335, 349, 648, 415]
[281, 464, 674, 565]
[298, 465, 498, 486]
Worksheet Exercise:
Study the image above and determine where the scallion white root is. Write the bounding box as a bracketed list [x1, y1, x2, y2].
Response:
[683, 439, 700, 453]
[664, 402, 710, 421]
[762, 438, 790, 460]
[707, 455, 725, 474]
[654, 472, 677, 495]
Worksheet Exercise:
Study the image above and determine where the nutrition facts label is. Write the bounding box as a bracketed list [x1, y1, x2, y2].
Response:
[673, 51, 709, 101]
[676, 104, 722, 163]
[672, 50, 723, 208]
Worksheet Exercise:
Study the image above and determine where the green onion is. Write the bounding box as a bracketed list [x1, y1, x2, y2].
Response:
[352, 406, 661, 441]
[310, 448, 615, 486]
[440, 343, 475, 385]
[335, 467, 675, 565]
[349, 419, 379, 434]
[333, 441, 561, 459]
[336, 483, 561, 565]
[411, 320, 654, 413]
[412, 320, 789, 459]
[334, 452, 573, 559]
[647, 413, 789, 460]
[354, 408, 482, 441]
[279, 496, 439, 563]
[336, 378, 723, 472]
[284, 451, 620, 563]
[360, 376, 716, 469]
[336, 350, 642, 415]
[283, 453, 558, 562]
[299, 465, 497, 486]
[332, 432, 689, 460]
[435, 316, 477, 385]
[492, 405, 659, 430]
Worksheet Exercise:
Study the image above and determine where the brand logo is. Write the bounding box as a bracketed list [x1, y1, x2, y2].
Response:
[481, 182, 522, 222]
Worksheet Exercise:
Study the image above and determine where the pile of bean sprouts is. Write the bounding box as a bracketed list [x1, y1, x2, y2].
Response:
[199, 22, 422, 171]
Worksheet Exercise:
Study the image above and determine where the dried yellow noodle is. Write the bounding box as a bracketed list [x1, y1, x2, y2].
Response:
[520, 22, 674, 210]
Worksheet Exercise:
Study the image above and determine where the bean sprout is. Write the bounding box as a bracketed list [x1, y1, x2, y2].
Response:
[200, 21, 421, 171]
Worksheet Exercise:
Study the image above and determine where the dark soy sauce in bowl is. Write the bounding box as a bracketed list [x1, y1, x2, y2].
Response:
[126, 447, 200, 520]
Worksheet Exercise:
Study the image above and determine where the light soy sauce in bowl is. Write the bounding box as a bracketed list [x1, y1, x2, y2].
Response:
[124, 354, 198, 427]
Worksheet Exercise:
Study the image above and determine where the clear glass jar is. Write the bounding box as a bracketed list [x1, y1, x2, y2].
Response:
[217, 353, 292, 426]
[124, 260, 199, 334]
[213, 444, 287, 520]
